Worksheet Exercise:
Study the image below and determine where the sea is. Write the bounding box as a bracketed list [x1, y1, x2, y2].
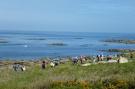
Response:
[0, 30, 135, 60]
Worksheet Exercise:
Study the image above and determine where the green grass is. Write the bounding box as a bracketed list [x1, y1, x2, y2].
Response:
[0, 61, 135, 89]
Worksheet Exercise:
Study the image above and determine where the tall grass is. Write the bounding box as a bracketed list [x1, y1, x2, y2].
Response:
[0, 61, 135, 89]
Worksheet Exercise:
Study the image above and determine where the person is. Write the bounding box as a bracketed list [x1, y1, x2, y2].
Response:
[13, 63, 26, 71]
[50, 62, 55, 68]
[107, 55, 112, 61]
[54, 61, 59, 66]
[117, 58, 120, 63]
[130, 52, 133, 59]
[97, 55, 100, 61]
[80, 56, 86, 64]
[100, 54, 104, 61]
[42, 61, 46, 69]
[13, 63, 17, 71]
[80, 56, 83, 64]
[20, 65, 26, 71]
[72, 56, 78, 64]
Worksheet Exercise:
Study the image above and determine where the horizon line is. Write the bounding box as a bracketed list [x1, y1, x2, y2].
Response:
[0, 29, 134, 34]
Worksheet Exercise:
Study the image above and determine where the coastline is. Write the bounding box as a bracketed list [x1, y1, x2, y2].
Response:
[0, 53, 135, 89]
[103, 39, 135, 44]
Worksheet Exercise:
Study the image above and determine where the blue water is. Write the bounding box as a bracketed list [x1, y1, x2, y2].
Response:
[0, 31, 135, 60]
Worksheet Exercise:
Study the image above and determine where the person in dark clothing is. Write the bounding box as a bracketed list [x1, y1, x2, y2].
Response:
[97, 55, 100, 61]
[42, 61, 46, 69]
[130, 52, 133, 59]
[55, 62, 59, 66]
[107, 55, 112, 61]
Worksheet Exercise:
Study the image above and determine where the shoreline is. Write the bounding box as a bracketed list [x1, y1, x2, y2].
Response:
[103, 39, 135, 44]
[0, 53, 135, 89]
[0, 49, 135, 89]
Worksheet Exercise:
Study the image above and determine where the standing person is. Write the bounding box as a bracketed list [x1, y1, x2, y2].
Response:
[80, 56, 83, 64]
[42, 61, 46, 69]
[13, 63, 17, 71]
[97, 55, 100, 61]
[107, 55, 110, 61]
[50, 62, 55, 68]
[72, 56, 78, 64]
[20, 65, 26, 71]
[100, 54, 104, 61]
[130, 52, 133, 59]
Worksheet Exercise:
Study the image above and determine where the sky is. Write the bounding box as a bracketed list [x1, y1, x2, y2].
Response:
[0, 0, 135, 33]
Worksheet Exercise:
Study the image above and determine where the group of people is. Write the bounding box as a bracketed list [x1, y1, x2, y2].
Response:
[12, 61, 59, 71]
[41, 60, 59, 69]
[41, 56, 88, 69]
[96, 54, 104, 61]
[12, 54, 125, 71]
[96, 54, 116, 62]
[72, 56, 87, 64]
[13, 63, 26, 71]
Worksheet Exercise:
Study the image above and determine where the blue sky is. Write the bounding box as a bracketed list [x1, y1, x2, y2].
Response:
[0, 0, 135, 32]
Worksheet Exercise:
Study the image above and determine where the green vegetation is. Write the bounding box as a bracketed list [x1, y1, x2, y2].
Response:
[103, 39, 135, 44]
[100, 49, 135, 60]
[101, 49, 135, 53]
[0, 59, 135, 89]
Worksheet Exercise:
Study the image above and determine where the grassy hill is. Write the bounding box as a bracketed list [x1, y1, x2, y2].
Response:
[0, 60, 135, 89]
